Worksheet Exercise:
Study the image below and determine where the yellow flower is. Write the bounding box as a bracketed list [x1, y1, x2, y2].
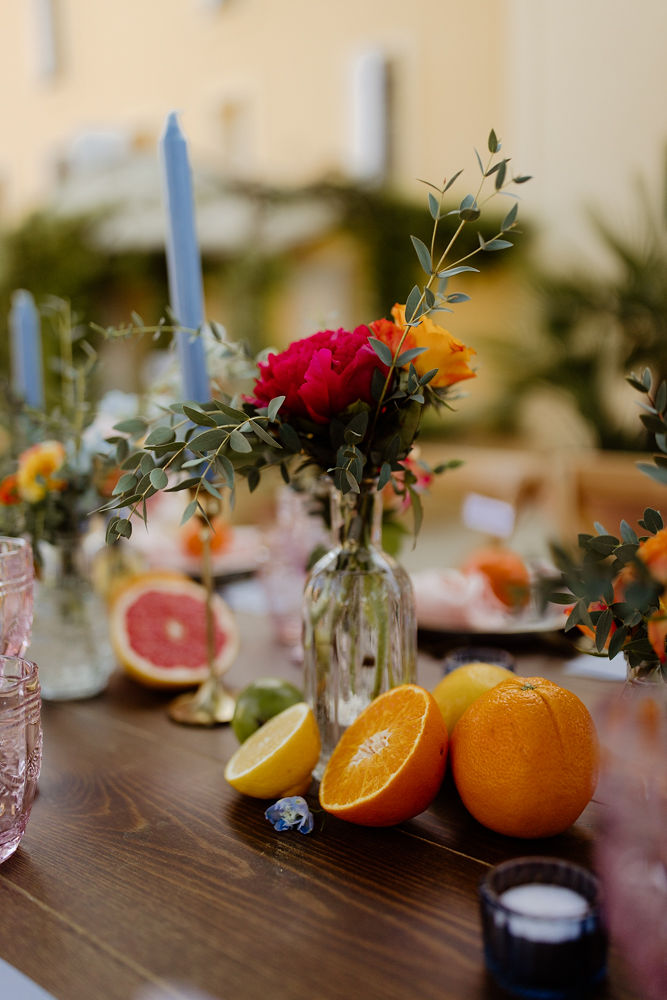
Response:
[17, 440, 67, 503]
[391, 303, 476, 388]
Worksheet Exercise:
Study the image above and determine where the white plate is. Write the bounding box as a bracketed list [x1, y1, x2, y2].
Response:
[412, 568, 568, 634]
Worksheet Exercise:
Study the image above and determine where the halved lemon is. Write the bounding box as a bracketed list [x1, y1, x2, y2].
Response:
[224, 702, 321, 798]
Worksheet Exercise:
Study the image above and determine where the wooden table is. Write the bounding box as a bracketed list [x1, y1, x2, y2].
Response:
[0, 611, 641, 1000]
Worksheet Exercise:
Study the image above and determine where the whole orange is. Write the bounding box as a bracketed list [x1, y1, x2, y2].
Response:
[179, 515, 232, 557]
[462, 547, 530, 608]
[450, 676, 599, 838]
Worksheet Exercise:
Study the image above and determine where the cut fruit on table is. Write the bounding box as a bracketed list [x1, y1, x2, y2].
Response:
[109, 570, 239, 688]
[319, 684, 448, 827]
[451, 676, 599, 838]
[224, 702, 321, 799]
[231, 678, 304, 743]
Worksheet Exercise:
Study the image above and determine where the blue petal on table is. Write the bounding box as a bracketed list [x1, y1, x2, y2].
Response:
[0, 958, 57, 999]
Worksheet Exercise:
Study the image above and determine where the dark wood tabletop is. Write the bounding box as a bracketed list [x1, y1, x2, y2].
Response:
[0, 610, 642, 1000]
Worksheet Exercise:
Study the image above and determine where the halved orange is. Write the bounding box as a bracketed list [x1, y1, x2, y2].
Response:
[109, 570, 239, 688]
[319, 684, 448, 826]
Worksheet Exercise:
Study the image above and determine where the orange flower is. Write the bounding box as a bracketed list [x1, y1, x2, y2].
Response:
[638, 529, 667, 585]
[0, 474, 20, 505]
[390, 303, 476, 388]
[16, 440, 67, 503]
[368, 317, 414, 358]
[647, 598, 667, 662]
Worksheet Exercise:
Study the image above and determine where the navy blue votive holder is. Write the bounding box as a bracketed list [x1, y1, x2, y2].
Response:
[479, 857, 607, 999]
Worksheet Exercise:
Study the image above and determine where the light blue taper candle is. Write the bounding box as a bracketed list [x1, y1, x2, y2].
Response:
[9, 290, 45, 409]
[159, 112, 210, 403]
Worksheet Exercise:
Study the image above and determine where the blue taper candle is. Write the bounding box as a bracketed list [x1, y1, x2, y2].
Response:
[159, 112, 210, 403]
[9, 290, 45, 409]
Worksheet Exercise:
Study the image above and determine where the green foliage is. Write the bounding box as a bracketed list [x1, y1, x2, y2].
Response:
[100, 132, 530, 544]
[494, 162, 667, 449]
[550, 369, 667, 675]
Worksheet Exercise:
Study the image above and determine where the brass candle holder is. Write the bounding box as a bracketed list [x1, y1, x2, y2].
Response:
[168, 500, 236, 726]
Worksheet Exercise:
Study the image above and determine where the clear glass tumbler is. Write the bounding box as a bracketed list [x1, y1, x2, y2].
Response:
[0, 536, 34, 656]
[0, 655, 42, 863]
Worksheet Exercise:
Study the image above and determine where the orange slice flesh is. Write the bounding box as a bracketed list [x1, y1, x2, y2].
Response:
[319, 684, 448, 827]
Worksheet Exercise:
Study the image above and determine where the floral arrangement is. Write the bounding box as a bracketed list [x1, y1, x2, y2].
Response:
[551, 369, 667, 681]
[0, 300, 124, 555]
[102, 131, 530, 541]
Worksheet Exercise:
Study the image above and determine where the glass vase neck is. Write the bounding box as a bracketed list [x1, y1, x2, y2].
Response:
[329, 480, 383, 550]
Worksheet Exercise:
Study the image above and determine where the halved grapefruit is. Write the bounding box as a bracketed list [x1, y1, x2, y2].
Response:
[109, 570, 239, 688]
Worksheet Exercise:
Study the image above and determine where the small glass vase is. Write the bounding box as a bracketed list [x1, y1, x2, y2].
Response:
[625, 654, 666, 687]
[303, 480, 417, 776]
[28, 530, 115, 701]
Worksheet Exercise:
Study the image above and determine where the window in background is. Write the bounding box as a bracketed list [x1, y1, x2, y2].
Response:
[349, 48, 392, 185]
[29, 0, 60, 81]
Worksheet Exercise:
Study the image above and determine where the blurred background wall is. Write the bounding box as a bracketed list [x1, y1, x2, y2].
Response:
[1, 0, 666, 541]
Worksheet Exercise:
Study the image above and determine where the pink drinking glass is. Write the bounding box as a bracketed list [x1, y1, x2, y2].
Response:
[0, 536, 34, 656]
[0, 655, 42, 863]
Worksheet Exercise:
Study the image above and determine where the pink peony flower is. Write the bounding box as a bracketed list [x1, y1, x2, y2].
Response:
[248, 327, 388, 425]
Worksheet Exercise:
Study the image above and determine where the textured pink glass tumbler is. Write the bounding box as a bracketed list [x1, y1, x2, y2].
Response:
[0, 655, 42, 863]
[0, 537, 34, 656]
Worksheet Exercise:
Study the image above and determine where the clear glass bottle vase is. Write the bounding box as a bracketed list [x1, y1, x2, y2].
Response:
[28, 530, 115, 701]
[302, 480, 417, 776]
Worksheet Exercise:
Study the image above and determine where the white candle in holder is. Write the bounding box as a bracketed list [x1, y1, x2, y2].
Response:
[499, 883, 590, 942]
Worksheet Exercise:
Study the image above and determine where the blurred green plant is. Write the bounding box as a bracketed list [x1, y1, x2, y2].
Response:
[487, 161, 667, 449]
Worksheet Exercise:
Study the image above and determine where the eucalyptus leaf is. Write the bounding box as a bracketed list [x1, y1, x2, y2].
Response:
[482, 238, 513, 251]
[113, 473, 138, 495]
[180, 499, 198, 526]
[113, 418, 148, 436]
[149, 468, 168, 490]
[637, 462, 667, 485]
[216, 455, 235, 487]
[501, 203, 519, 231]
[182, 405, 217, 427]
[641, 507, 663, 533]
[488, 129, 499, 153]
[437, 265, 480, 278]
[229, 429, 252, 453]
[188, 428, 228, 452]
[145, 426, 177, 446]
[396, 346, 427, 366]
[405, 285, 422, 324]
[251, 421, 281, 448]
[368, 337, 394, 367]
[279, 422, 301, 452]
[443, 169, 463, 192]
[410, 235, 433, 274]
[267, 395, 285, 422]
[378, 461, 392, 490]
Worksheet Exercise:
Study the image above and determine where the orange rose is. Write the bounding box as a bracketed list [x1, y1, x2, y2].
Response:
[0, 474, 20, 505]
[390, 303, 476, 388]
[647, 598, 667, 662]
[638, 529, 667, 585]
[17, 440, 67, 503]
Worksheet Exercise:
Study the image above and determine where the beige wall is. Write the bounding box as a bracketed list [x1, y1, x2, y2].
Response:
[1, 0, 665, 272]
[1, 1, 506, 216]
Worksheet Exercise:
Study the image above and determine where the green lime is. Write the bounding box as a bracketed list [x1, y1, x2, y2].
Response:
[231, 677, 304, 743]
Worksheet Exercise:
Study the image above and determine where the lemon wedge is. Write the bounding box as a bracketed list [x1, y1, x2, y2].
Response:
[224, 702, 321, 798]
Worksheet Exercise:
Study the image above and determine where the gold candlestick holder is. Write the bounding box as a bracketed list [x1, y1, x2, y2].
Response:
[168, 502, 236, 726]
